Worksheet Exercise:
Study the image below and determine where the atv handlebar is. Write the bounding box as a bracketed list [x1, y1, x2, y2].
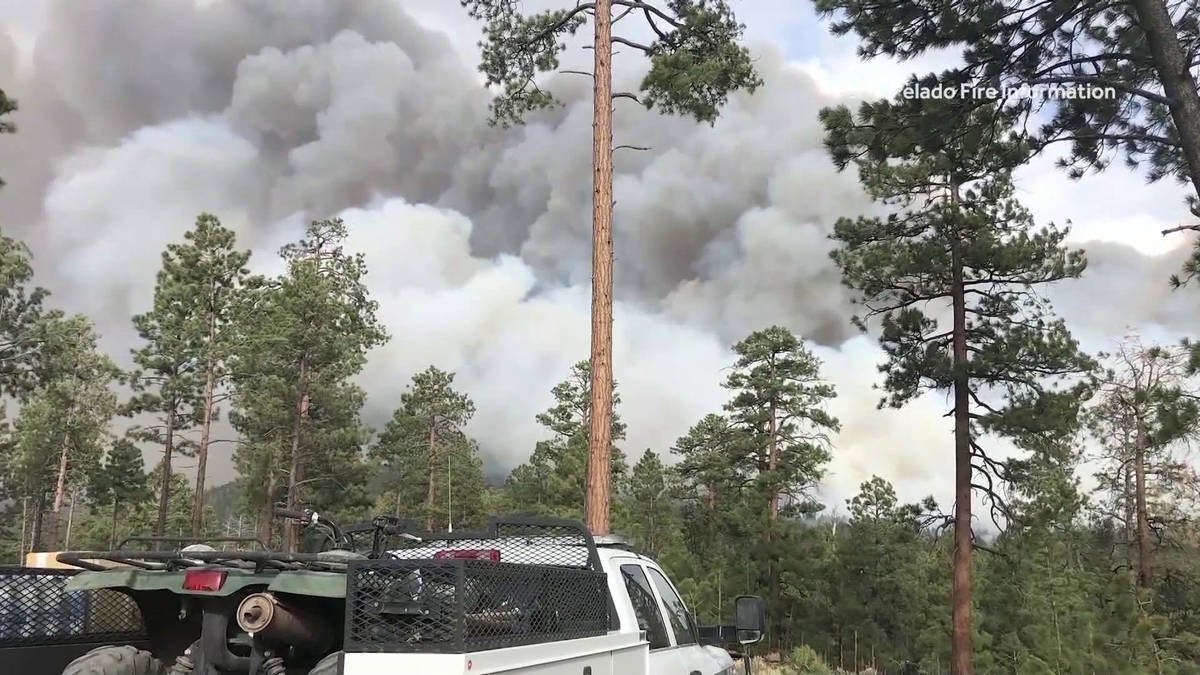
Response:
[273, 507, 311, 522]
[274, 506, 351, 551]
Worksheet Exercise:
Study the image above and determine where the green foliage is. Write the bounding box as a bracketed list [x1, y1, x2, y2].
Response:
[89, 438, 151, 547]
[461, 0, 762, 126]
[14, 317, 119, 505]
[0, 234, 51, 399]
[724, 326, 840, 518]
[811, 0, 1187, 191]
[783, 645, 833, 675]
[371, 366, 489, 529]
[504, 360, 629, 517]
[0, 87, 14, 188]
[824, 92, 1095, 510]
[4, 200, 1200, 675]
[229, 219, 387, 545]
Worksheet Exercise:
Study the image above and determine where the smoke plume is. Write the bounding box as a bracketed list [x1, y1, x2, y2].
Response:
[2, 0, 1195, 507]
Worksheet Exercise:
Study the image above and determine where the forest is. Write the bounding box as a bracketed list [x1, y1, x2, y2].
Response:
[0, 205, 1197, 675]
[7, 0, 1200, 671]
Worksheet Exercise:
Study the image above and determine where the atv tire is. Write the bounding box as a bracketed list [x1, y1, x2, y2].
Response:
[62, 646, 167, 675]
[308, 652, 342, 675]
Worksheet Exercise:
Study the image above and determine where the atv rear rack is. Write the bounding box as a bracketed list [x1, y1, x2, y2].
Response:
[55, 549, 351, 572]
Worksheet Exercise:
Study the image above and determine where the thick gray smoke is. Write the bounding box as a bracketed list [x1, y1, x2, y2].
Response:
[1, 0, 1195, 507]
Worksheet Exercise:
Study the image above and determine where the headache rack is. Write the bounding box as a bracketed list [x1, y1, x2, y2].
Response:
[344, 516, 616, 654]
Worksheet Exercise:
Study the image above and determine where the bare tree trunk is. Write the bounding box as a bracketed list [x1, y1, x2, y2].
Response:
[767, 399, 779, 519]
[426, 421, 439, 530]
[110, 502, 120, 549]
[259, 469, 277, 548]
[191, 310, 218, 536]
[1122, 428, 1135, 544]
[1134, 413, 1154, 586]
[284, 358, 310, 553]
[156, 408, 178, 537]
[584, 0, 615, 536]
[949, 210, 974, 675]
[53, 440, 70, 513]
[766, 399, 780, 651]
[1128, 0, 1200, 212]
[31, 494, 46, 554]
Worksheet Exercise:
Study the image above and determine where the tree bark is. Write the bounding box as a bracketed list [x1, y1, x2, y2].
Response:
[1128, 0, 1200, 212]
[30, 494, 46, 554]
[53, 439, 70, 513]
[426, 421, 439, 530]
[1122, 427, 1135, 549]
[191, 308, 218, 536]
[284, 358, 310, 553]
[949, 197, 974, 675]
[766, 395, 781, 652]
[259, 469, 277, 548]
[110, 502, 120, 550]
[584, 0, 615, 536]
[156, 408, 177, 537]
[767, 397, 779, 520]
[1134, 412, 1154, 586]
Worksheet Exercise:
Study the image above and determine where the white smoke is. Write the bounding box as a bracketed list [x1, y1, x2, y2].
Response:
[3, 0, 1197, 511]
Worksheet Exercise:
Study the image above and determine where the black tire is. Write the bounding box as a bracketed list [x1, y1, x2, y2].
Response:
[62, 646, 167, 675]
[308, 652, 343, 675]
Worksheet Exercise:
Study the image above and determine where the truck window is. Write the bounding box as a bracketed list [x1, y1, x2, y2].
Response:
[619, 564, 670, 649]
[646, 567, 697, 646]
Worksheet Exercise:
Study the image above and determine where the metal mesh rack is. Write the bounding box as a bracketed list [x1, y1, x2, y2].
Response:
[344, 517, 613, 653]
[0, 568, 146, 648]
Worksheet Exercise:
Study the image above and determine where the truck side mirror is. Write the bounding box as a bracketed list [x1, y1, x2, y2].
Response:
[733, 595, 765, 645]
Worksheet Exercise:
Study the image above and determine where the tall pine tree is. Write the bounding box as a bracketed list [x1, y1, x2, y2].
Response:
[229, 219, 386, 550]
[823, 93, 1095, 674]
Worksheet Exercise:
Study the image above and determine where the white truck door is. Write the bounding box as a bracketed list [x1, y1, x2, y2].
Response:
[643, 564, 734, 675]
[612, 558, 690, 675]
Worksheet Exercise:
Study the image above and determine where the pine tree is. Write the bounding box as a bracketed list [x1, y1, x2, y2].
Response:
[371, 367, 487, 530]
[0, 237, 51, 400]
[621, 450, 684, 559]
[823, 92, 1096, 674]
[721, 325, 838, 650]
[13, 315, 119, 550]
[505, 360, 628, 518]
[812, 0, 1200, 227]
[1087, 336, 1200, 587]
[464, 0, 762, 534]
[90, 438, 150, 548]
[124, 243, 204, 536]
[125, 214, 250, 539]
[228, 219, 386, 550]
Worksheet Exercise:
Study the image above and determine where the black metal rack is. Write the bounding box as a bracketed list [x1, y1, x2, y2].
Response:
[344, 516, 615, 653]
[0, 567, 146, 648]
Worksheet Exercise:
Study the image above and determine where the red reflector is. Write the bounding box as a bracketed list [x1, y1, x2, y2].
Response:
[434, 549, 501, 562]
[183, 569, 227, 592]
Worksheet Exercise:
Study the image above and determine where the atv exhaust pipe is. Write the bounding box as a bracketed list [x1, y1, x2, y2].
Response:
[236, 592, 332, 653]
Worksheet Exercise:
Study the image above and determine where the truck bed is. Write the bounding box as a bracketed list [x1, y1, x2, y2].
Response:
[342, 631, 648, 675]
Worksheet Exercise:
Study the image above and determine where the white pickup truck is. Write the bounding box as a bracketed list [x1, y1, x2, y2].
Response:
[340, 518, 766, 675]
[345, 530, 765, 675]
[47, 515, 764, 675]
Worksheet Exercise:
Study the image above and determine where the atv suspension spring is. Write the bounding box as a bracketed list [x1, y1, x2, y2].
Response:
[262, 655, 287, 675]
[168, 650, 195, 675]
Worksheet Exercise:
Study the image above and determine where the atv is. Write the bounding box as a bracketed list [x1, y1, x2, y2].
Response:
[54, 507, 409, 675]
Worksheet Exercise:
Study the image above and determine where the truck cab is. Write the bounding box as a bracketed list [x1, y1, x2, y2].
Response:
[597, 546, 741, 675]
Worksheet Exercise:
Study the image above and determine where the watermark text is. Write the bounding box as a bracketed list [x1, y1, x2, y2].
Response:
[900, 83, 1119, 101]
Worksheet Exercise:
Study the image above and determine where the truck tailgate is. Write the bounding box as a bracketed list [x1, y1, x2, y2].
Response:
[342, 632, 648, 675]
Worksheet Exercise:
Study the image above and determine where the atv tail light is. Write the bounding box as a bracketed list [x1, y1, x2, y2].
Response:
[183, 568, 228, 592]
[433, 548, 501, 562]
